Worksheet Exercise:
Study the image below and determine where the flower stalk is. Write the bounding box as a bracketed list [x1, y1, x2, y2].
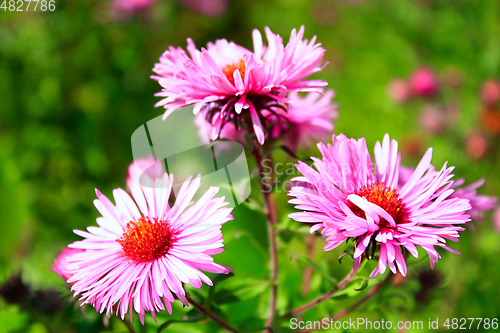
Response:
[282, 258, 363, 318]
[122, 319, 138, 333]
[252, 144, 279, 330]
[300, 273, 395, 333]
[186, 296, 239, 333]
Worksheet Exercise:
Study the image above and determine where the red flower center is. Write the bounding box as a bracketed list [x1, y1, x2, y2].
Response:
[222, 59, 246, 86]
[349, 182, 409, 228]
[117, 216, 177, 263]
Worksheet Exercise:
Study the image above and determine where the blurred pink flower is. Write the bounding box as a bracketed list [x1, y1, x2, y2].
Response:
[399, 165, 497, 221]
[466, 130, 488, 160]
[195, 107, 243, 146]
[196, 90, 337, 150]
[481, 79, 500, 105]
[180, 0, 227, 16]
[126, 156, 166, 190]
[274, 90, 338, 150]
[113, 0, 155, 18]
[410, 67, 439, 97]
[152, 26, 327, 145]
[450, 179, 497, 221]
[388, 78, 412, 103]
[65, 174, 232, 324]
[52, 248, 85, 282]
[493, 206, 500, 233]
[419, 104, 445, 135]
[194, 110, 242, 158]
[288, 134, 470, 277]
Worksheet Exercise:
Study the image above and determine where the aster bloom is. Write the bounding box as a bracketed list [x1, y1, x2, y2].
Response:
[181, 0, 228, 16]
[399, 165, 497, 221]
[194, 108, 242, 144]
[268, 90, 338, 150]
[387, 78, 412, 103]
[450, 179, 497, 220]
[493, 206, 500, 233]
[466, 130, 489, 159]
[152, 26, 327, 145]
[113, 0, 155, 18]
[195, 90, 337, 150]
[288, 134, 471, 277]
[52, 248, 85, 282]
[410, 67, 439, 97]
[419, 105, 446, 135]
[65, 174, 233, 324]
[481, 79, 500, 105]
[126, 156, 166, 189]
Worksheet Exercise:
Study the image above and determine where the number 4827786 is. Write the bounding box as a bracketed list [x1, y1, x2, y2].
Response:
[1, 0, 56, 11]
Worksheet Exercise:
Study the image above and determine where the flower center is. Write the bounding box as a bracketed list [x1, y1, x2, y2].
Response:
[221, 59, 246, 86]
[350, 182, 409, 228]
[117, 216, 177, 263]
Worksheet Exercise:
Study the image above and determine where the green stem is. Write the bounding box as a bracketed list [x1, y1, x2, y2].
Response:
[122, 319, 137, 333]
[300, 273, 395, 333]
[302, 234, 316, 295]
[186, 296, 239, 333]
[282, 257, 365, 318]
[253, 146, 279, 331]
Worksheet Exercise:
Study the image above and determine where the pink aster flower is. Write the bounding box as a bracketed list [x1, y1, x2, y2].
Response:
[180, 0, 227, 16]
[388, 78, 412, 103]
[493, 206, 500, 233]
[450, 179, 498, 220]
[419, 104, 446, 135]
[65, 174, 233, 324]
[270, 90, 338, 150]
[126, 156, 166, 189]
[466, 130, 489, 160]
[410, 67, 439, 97]
[288, 134, 471, 277]
[52, 248, 85, 282]
[195, 108, 242, 143]
[113, 0, 155, 19]
[481, 79, 500, 105]
[195, 90, 337, 150]
[399, 165, 497, 221]
[152, 26, 327, 145]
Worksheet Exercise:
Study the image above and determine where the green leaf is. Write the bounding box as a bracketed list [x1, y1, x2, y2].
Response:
[230, 280, 270, 300]
[204, 272, 234, 308]
[278, 145, 298, 159]
[213, 272, 235, 286]
[338, 250, 353, 264]
[213, 289, 241, 305]
[343, 276, 371, 292]
[291, 254, 338, 286]
[331, 293, 351, 301]
[215, 279, 270, 305]
[157, 314, 205, 333]
[241, 197, 264, 213]
[249, 326, 273, 333]
[354, 277, 369, 291]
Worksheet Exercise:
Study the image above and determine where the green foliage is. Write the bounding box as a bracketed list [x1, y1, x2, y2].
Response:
[292, 254, 338, 286]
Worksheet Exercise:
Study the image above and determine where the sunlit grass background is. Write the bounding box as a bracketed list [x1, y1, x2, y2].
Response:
[0, 0, 499, 332]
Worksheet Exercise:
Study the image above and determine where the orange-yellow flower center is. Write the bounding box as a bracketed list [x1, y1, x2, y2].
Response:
[117, 216, 177, 263]
[221, 59, 246, 86]
[350, 182, 409, 228]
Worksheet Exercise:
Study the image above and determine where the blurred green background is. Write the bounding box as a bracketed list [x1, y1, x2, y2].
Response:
[1, 0, 499, 332]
